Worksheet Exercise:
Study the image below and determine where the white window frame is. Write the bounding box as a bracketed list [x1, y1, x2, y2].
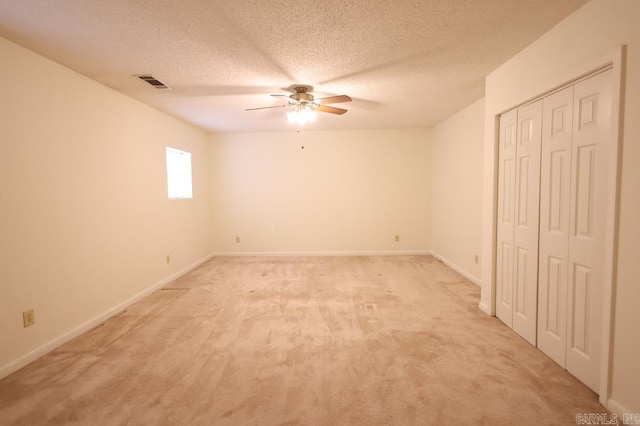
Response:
[165, 147, 193, 199]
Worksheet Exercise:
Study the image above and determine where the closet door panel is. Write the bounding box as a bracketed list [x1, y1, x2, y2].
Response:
[566, 70, 612, 392]
[496, 109, 518, 326]
[537, 86, 574, 366]
[512, 100, 542, 345]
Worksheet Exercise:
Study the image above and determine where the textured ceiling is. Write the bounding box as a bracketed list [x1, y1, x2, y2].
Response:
[0, 0, 586, 133]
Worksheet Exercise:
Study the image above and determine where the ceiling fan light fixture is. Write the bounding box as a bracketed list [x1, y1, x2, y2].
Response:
[246, 86, 350, 132]
[287, 104, 317, 127]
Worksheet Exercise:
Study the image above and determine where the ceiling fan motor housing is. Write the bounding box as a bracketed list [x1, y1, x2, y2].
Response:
[291, 87, 314, 103]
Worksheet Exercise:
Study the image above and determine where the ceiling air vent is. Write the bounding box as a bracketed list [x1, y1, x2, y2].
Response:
[135, 75, 172, 90]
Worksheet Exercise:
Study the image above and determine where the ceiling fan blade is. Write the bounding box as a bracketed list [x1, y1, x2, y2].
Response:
[270, 94, 290, 98]
[316, 95, 352, 104]
[245, 104, 288, 111]
[314, 104, 348, 115]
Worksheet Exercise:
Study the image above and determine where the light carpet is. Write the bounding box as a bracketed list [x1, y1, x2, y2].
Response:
[0, 256, 608, 425]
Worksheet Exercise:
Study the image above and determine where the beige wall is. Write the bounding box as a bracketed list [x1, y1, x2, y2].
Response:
[211, 129, 432, 254]
[0, 38, 213, 375]
[431, 98, 484, 283]
[480, 0, 640, 414]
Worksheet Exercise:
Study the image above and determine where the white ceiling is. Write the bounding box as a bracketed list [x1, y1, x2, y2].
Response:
[0, 0, 586, 133]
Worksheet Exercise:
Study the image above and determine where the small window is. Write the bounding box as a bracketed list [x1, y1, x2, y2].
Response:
[166, 147, 192, 199]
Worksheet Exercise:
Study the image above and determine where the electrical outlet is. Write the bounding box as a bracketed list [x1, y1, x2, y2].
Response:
[236, 237, 240, 243]
[474, 255, 479, 264]
[394, 235, 400, 242]
[166, 255, 171, 263]
[23, 309, 35, 328]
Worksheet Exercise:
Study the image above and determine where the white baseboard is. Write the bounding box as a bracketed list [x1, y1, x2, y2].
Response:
[156, 252, 216, 288]
[478, 302, 492, 315]
[430, 251, 481, 286]
[215, 250, 432, 257]
[0, 251, 216, 380]
[606, 398, 632, 418]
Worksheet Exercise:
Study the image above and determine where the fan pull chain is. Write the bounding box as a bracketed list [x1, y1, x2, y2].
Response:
[297, 127, 304, 149]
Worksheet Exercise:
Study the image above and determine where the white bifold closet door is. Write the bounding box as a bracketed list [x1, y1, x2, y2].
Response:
[537, 85, 574, 366]
[512, 102, 543, 345]
[496, 109, 517, 328]
[497, 69, 612, 393]
[496, 102, 542, 346]
[537, 69, 612, 392]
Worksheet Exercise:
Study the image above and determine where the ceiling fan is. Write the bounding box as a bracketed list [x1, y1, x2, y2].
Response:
[246, 86, 352, 117]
